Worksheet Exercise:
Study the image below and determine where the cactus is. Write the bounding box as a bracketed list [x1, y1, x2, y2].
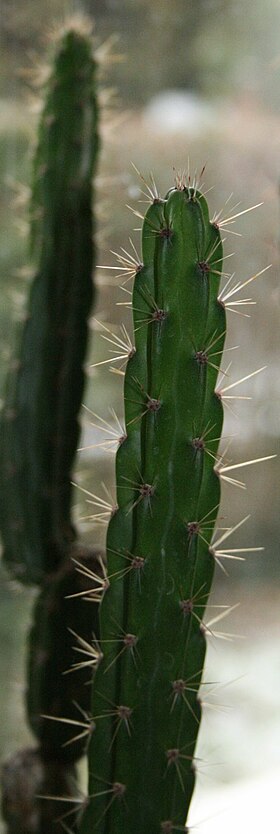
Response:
[1, 748, 79, 834]
[0, 20, 104, 834]
[0, 20, 99, 584]
[26, 546, 103, 763]
[79, 177, 226, 834]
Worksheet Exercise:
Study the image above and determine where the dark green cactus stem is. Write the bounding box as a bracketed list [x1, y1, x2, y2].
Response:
[79, 182, 226, 834]
[0, 23, 99, 583]
[26, 547, 103, 763]
[1, 748, 79, 834]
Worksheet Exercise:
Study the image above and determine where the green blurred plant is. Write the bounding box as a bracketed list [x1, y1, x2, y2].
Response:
[0, 18, 103, 834]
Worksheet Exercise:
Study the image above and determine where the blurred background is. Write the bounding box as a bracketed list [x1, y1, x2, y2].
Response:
[0, 1, 280, 832]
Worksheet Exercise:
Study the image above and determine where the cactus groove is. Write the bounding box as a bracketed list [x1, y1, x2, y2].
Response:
[0, 24, 99, 583]
[79, 181, 226, 833]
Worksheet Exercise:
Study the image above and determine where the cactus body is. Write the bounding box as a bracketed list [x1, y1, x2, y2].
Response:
[80, 184, 225, 833]
[0, 26, 99, 583]
[26, 548, 102, 763]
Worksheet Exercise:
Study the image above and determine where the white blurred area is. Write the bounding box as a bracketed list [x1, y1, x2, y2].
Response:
[189, 768, 280, 832]
[187, 592, 280, 833]
[143, 91, 218, 135]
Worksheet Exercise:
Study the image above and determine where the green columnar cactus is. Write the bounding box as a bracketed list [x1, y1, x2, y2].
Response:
[26, 548, 102, 763]
[0, 22, 99, 583]
[79, 180, 226, 833]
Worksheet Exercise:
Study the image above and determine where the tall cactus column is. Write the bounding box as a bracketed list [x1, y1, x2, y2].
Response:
[0, 22, 99, 583]
[0, 20, 103, 834]
[80, 181, 226, 833]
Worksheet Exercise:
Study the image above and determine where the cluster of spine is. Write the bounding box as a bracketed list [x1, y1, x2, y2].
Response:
[79, 182, 226, 834]
[0, 23, 99, 584]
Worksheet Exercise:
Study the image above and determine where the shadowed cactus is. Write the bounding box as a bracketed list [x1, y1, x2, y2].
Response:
[79, 175, 227, 834]
[26, 547, 103, 763]
[0, 20, 99, 584]
[0, 18, 104, 834]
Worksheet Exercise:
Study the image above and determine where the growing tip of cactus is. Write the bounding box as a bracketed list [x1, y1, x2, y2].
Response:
[47, 13, 95, 44]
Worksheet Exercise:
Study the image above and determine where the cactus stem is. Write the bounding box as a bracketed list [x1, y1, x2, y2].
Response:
[192, 327, 226, 357]
[194, 349, 208, 366]
[89, 782, 127, 828]
[200, 231, 224, 257]
[165, 745, 195, 791]
[159, 224, 173, 240]
[90, 702, 133, 749]
[160, 819, 189, 833]
[106, 550, 146, 585]
[102, 631, 139, 674]
[133, 298, 167, 329]
[192, 419, 216, 440]
[179, 584, 229, 617]
[192, 436, 205, 452]
[79, 181, 258, 831]
[170, 679, 202, 724]
[185, 503, 220, 546]
[198, 244, 234, 278]
[197, 260, 210, 276]
[133, 282, 160, 310]
[180, 598, 232, 639]
[118, 476, 155, 514]
[125, 382, 162, 426]
[202, 445, 224, 466]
